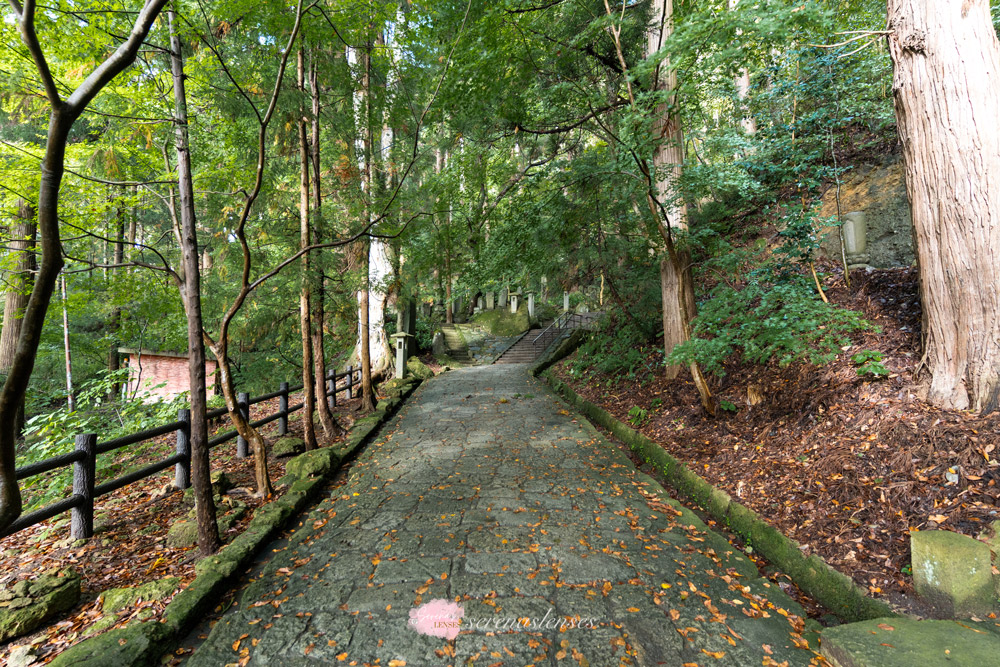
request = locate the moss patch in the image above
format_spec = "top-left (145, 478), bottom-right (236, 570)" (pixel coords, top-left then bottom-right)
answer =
top-left (0, 569), bottom-right (81, 643)
top-left (48, 620), bottom-right (171, 667)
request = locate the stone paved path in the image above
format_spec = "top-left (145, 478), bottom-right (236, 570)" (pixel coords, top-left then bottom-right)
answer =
top-left (186, 366), bottom-right (822, 666)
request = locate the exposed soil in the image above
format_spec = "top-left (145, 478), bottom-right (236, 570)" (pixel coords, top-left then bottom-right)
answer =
top-left (553, 265), bottom-right (1000, 615)
top-left (0, 392), bottom-right (366, 665)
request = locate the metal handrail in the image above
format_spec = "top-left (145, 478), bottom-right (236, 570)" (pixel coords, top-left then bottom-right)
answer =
top-left (532, 311), bottom-right (571, 344)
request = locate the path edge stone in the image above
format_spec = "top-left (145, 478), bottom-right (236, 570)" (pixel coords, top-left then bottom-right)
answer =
top-left (47, 377), bottom-right (424, 667)
top-left (530, 344), bottom-right (894, 624)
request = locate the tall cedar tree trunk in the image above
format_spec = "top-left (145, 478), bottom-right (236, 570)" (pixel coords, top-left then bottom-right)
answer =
top-left (358, 42), bottom-right (377, 412)
top-left (297, 48), bottom-right (317, 449)
top-left (169, 5), bottom-right (220, 553)
top-left (0, 0), bottom-right (167, 533)
top-left (0, 201), bottom-right (36, 440)
top-left (887, 0), bottom-right (1000, 412)
top-left (435, 147), bottom-right (454, 324)
top-left (647, 0), bottom-right (694, 380)
top-left (310, 57), bottom-right (341, 437)
top-left (645, 0), bottom-right (714, 414)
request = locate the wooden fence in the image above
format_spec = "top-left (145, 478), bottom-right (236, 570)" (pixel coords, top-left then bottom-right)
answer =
top-left (1, 366), bottom-right (362, 541)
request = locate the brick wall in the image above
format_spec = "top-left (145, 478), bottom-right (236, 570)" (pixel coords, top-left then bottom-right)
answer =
top-left (124, 353), bottom-right (218, 402)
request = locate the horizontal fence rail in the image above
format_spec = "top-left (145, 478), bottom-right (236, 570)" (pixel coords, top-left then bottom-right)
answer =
top-left (2, 366), bottom-right (362, 541)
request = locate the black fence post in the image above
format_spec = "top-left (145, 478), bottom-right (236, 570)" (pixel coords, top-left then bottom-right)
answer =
top-left (175, 408), bottom-right (191, 489)
top-left (328, 370), bottom-right (336, 408)
top-left (71, 433), bottom-right (96, 540)
top-left (346, 365), bottom-right (353, 400)
top-left (236, 392), bottom-right (250, 457)
top-left (278, 382), bottom-right (289, 436)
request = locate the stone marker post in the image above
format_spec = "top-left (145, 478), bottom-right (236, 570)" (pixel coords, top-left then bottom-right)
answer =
top-left (391, 333), bottom-right (412, 379)
top-left (843, 211), bottom-right (870, 268)
top-left (486, 292), bottom-right (494, 310)
top-left (510, 292), bottom-right (520, 314)
top-left (563, 290), bottom-right (570, 311)
top-left (499, 287), bottom-right (508, 309)
top-left (527, 293), bottom-right (535, 318)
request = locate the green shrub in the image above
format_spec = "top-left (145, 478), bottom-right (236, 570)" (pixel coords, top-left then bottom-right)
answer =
top-left (669, 273), bottom-right (874, 375)
top-left (851, 349), bottom-right (889, 377)
top-left (570, 318), bottom-right (659, 379)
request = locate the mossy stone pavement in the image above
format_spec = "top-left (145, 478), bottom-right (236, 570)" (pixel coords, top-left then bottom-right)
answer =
top-left (185, 365), bottom-right (822, 665)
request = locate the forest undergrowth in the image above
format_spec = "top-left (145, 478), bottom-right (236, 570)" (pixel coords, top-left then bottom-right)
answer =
top-left (555, 264), bottom-right (1000, 615)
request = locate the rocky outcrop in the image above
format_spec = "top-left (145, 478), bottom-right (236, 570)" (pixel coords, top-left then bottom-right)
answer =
top-left (0, 568), bottom-right (81, 642)
top-left (818, 156), bottom-right (915, 268)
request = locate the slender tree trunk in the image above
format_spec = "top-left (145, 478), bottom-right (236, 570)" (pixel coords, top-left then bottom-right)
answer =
top-left (309, 58), bottom-right (341, 438)
top-left (212, 341), bottom-right (273, 497)
top-left (107, 202), bottom-right (125, 401)
top-left (358, 42), bottom-right (377, 412)
top-left (444, 256), bottom-right (453, 324)
top-left (0, 200), bottom-right (36, 439)
top-left (0, 0), bottom-right (168, 533)
top-left (60, 275), bottom-right (74, 410)
top-left (169, 5), bottom-right (221, 553)
top-left (358, 243), bottom-right (376, 412)
top-left (297, 48), bottom-right (317, 450)
top-left (887, 0), bottom-right (1000, 412)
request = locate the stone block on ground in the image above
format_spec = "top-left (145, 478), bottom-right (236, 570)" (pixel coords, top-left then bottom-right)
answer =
top-left (272, 436), bottom-right (306, 458)
top-left (172, 498), bottom-right (249, 547)
top-left (92, 576), bottom-right (181, 633)
top-left (100, 576), bottom-right (181, 614)
top-left (911, 529), bottom-right (995, 617)
top-left (406, 357), bottom-right (434, 380)
top-left (431, 331), bottom-right (446, 355)
top-left (821, 617), bottom-right (1000, 667)
top-left (0, 568), bottom-right (81, 642)
top-left (210, 470), bottom-right (233, 495)
top-left (47, 619), bottom-right (170, 666)
top-left (284, 447), bottom-right (340, 481)
top-left (166, 520), bottom-right (199, 548)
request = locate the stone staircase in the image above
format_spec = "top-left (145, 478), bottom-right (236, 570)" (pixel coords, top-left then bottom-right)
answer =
top-left (493, 327), bottom-right (564, 365)
top-left (492, 311), bottom-right (604, 365)
top-left (440, 324), bottom-right (473, 362)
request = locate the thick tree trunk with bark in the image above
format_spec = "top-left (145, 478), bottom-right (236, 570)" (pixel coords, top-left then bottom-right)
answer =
top-left (0, 200), bottom-right (36, 439)
top-left (887, 0), bottom-right (1000, 412)
top-left (170, 5), bottom-right (220, 554)
top-left (647, 0), bottom-right (697, 380)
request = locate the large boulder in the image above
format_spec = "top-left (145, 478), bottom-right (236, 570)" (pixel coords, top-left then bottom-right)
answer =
top-left (431, 331), bottom-right (446, 356)
top-left (166, 520), bottom-right (199, 549)
top-left (472, 305), bottom-right (532, 337)
top-left (0, 568), bottom-right (81, 642)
